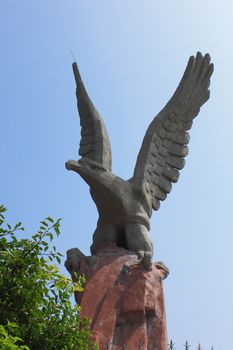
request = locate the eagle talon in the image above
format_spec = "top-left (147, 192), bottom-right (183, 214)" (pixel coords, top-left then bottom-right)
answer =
top-left (136, 250), bottom-right (144, 262)
top-left (136, 250), bottom-right (152, 271)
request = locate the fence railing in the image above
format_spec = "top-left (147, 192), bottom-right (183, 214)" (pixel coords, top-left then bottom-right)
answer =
top-left (168, 340), bottom-right (214, 350)
top-left (102, 340), bottom-right (215, 349)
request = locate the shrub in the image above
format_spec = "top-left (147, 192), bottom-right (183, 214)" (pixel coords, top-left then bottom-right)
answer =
top-left (0, 205), bottom-right (94, 350)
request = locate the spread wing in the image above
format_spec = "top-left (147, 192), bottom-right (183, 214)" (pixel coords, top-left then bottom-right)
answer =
top-left (131, 52), bottom-right (213, 214)
top-left (72, 62), bottom-right (112, 171)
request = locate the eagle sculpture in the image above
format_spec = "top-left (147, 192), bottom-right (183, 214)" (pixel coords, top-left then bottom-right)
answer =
top-left (66, 52), bottom-right (213, 270)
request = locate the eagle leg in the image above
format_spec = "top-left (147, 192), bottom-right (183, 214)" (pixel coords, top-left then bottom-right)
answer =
top-left (125, 223), bottom-right (154, 271)
top-left (90, 220), bottom-right (118, 254)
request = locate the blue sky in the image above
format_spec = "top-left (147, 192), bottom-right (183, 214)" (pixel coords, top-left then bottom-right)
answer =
top-left (1, 1), bottom-right (232, 349)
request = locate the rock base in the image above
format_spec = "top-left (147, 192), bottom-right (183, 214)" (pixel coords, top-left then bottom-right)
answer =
top-left (65, 244), bottom-right (169, 350)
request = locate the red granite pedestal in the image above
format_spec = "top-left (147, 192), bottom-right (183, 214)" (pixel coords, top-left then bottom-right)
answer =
top-left (66, 244), bottom-right (169, 350)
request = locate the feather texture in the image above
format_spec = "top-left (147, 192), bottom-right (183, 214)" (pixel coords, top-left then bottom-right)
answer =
top-left (72, 63), bottom-right (112, 171)
top-left (131, 52), bottom-right (213, 214)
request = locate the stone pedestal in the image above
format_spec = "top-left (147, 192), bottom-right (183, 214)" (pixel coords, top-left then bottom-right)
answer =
top-left (65, 244), bottom-right (169, 350)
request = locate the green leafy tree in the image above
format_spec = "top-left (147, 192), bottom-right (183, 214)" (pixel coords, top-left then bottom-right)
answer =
top-left (0, 322), bottom-right (29, 349)
top-left (0, 205), bottom-right (95, 350)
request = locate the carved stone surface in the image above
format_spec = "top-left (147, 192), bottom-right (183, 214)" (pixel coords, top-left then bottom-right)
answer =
top-left (65, 245), bottom-right (169, 350)
top-left (65, 53), bottom-right (213, 348)
top-left (66, 52), bottom-right (213, 269)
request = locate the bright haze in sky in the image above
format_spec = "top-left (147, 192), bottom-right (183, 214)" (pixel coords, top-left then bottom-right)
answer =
top-left (1, 1), bottom-right (232, 349)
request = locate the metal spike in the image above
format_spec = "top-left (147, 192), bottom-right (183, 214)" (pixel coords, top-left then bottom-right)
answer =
top-left (168, 340), bottom-right (175, 350)
top-left (70, 49), bottom-right (76, 62)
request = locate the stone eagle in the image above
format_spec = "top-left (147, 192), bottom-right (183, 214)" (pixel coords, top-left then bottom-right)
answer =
top-left (66, 52), bottom-right (213, 269)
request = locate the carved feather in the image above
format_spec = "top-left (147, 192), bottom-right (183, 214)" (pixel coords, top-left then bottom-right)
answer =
top-left (131, 52), bottom-right (213, 215)
top-left (72, 63), bottom-right (112, 171)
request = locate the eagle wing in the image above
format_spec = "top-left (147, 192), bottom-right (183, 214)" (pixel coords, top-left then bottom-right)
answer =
top-left (131, 52), bottom-right (213, 214)
top-left (72, 62), bottom-right (112, 171)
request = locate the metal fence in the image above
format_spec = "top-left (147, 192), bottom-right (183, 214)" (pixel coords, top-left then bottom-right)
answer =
top-left (102, 340), bottom-right (215, 349)
top-left (168, 340), bottom-right (214, 350)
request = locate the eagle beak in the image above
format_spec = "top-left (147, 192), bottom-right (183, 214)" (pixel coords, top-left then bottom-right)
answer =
top-left (65, 160), bottom-right (82, 172)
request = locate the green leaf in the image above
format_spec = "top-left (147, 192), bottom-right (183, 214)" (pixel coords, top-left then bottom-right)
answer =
top-left (54, 226), bottom-right (60, 236)
top-left (74, 284), bottom-right (84, 292)
top-left (14, 222), bottom-right (22, 229)
top-left (0, 205), bottom-right (7, 213)
top-left (56, 256), bottom-right (61, 264)
top-left (47, 232), bottom-right (53, 241)
top-left (40, 221), bottom-right (48, 227)
top-left (46, 216), bottom-right (54, 223)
